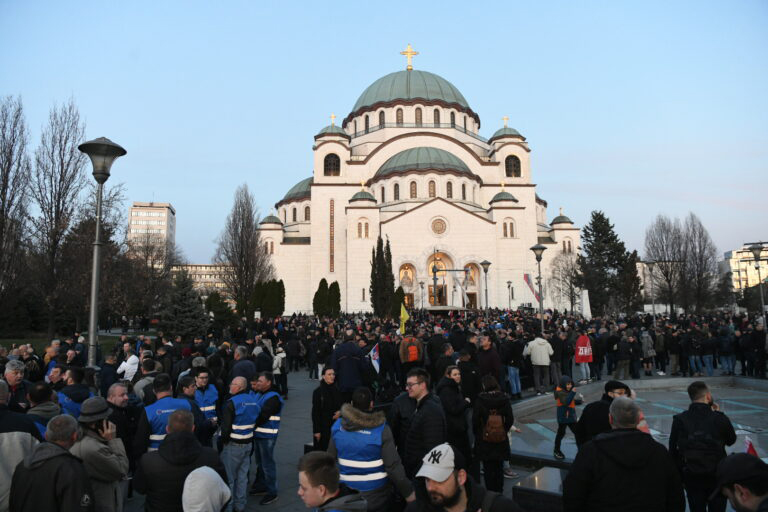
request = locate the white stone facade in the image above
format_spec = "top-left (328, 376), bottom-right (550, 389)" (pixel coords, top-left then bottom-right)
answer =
top-left (259, 66), bottom-right (580, 314)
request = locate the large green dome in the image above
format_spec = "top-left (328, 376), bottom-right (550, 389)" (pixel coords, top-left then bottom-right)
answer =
top-left (374, 147), bottom-right (472, 179)
top-left (279, 176), bottom-right (313, 205)
top-left (352, 70), bottom-right (470, 113)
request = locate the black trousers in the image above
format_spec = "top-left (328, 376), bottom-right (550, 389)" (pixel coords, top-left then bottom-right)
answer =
top-left (555, 423), bottom-right (577, 452)
top-left (684, 475), bottom-right (726, 512)
top-left (482, 460), bottom-right (504, 493)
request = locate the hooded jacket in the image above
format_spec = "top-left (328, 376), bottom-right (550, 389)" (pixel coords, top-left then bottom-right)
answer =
top-left (404, 393), bottom-right (447, 478)
top-left (181, 466), bottom-right (231, 512)
top-left (9, 442), bottom-right (94, 512)
top-left (0, 405), bottom-right (41, 512)
top-left (435, 377), bottom-right (469, 439)
top-left (523, 337), bottom-right (553, 366)
top-left (133, 431), bottom-right (227, 512)
top-left (563, 429), bottom-right (685, 512)
top-left (58, 383), bottom-right (93, 417)
top-left (472, 390), bottom-right (514, 461)
top-left (555, 376), bottom-right (577, 424)
top-left (69, 428), bottom-right (129, 512)
top-left (328, 404), bottom-right (413, 507)
top-left (317, 484), bottom-right (368, 512)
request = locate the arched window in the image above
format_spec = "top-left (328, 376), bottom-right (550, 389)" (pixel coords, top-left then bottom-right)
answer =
top-left (364, 115), bottom-right (369, 134)
top-left (446, 182), bottom-right (453, 199)
top-left (428, 180), bottom-right (436, 198)
top-left (324, 153), bottom-right (340, 176)
top-left (396, 109), bottom-right (403, 126)
top-left (264, 242), bottom-right (269, 254)
top-left (365, 223), bottom-right (369, 238)
top-left (270, 242), bottom-right (274, 254)
top-left (358, 223), bottom-right (362, 238)
top-left (394, 183), bottom-right (400, 201)
top-left (354, 120), bottom-right (357, 133)
top-left (505, 155), bottom-right (521, 178)
top-left (304, 206), bottom-right (310, 221)
top-left (450, 112), bottom-right (456, 127)
top-left (433, 109), bottom-right (440, 125)
top-left (461, 183), bottom-right (467, 200)
top-left (509, 221), bottom-right (515, 238)
top-left (292, 208), bottom-right (297, 222)
top-left (379, 111), bottom-right (385, 126)
top-left (410, 181), bottom-right (417, 198)
top-left (504, 219), bottom-right (515, 238)
top-left (381, 187), bottom-right (385, 203)
top-left (503, 224), bottom-right (508, 238)
top-left (463, 116), bottom-right (467, 132)
top-left (282, 209), bottom-right (286, 223)
top-left (415, 108), bottom-right (422, 126)
top-left (568, 240), bottom-right (572, 253)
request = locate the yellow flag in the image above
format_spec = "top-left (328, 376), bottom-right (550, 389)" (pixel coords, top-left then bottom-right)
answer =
top-left (400, 303), bottom-right (410, 334)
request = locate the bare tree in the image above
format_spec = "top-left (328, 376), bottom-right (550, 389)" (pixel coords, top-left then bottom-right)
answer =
top-left (215, 184), bottom-right (273, 320)
top-left (644, 215), bottom-right (684, 313)
top-left (0, 96), bottom-right (31, 305)
top-left (29, 99), bottom-right (87, 337)
top-left (126, 230), bottom-right (186, 319)
top-left (549, 252), bottom-right (581, 312)
top-left (680, 213), bottom-right (719, 312)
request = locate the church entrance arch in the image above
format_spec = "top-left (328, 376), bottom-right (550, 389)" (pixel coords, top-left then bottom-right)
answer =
top-left (427, 252), bottom-right (453, 306)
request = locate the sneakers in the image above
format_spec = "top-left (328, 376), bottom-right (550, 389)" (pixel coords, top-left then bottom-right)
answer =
top-left (554, 450), bottom-right (565, 460)
top-left (536, 392), bottom-right (542, 396)
top-left (260, 495), bottom-right (278, 506)
top-left (249, 488), bottom-right (267, 496)
top-left (657, 371), bottom-right (665, 376)
top-left (503, 468), bottom-right (519, 479)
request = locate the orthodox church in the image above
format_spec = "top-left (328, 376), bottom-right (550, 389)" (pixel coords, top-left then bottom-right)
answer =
top-left (258, 46), bottom-right (580, 314)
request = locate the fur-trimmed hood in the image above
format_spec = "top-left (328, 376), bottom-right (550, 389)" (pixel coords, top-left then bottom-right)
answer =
top-left (340, 403), bottom-right (385, 431)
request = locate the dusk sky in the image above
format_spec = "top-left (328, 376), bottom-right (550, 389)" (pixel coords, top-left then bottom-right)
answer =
top-left (3, 1), bottom-right (766, 263)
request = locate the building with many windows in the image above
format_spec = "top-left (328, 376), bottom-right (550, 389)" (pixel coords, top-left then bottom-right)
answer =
top-left (258, 47), bottom-right (580, 314)
top-left (721, 245), bottom-right (768, 293)
top-left (127, 202), bottom-right (176, 250)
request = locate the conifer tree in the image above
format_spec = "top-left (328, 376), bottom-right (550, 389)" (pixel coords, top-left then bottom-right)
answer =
top-left (276, 280), bottom-right (285, 317)
top-left (160, 270), bottom-right (208, 341)
top-left (369, 247), bottom-right (379, 314)
top-left (327, 281), bottom-right (341, 317)
top-left (313, 279), bottom-right (329, 316)
top-left (616, 250), bottom-right (644, 314)
top-left (577, 211), bottom-right (627, 315)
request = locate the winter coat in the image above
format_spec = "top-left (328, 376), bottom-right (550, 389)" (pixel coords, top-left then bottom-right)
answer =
top-left (476, 345), bottom-right (502, 380)
top-left (116, 355), bottom-right (139, 381)
top-left (640, 332), bottom-right (656, 359)
top-left (574, 335), bottom-right (593, 364)
top-left (388, 392), bottom-right (416, 460)
top-left (435, 377), bottom-right (469, 439)
top-left (312, 380), bottom-right (344, 449)
top-left (404, 393), bottom-right (446, 478)
top-left (406, 474), bottom-right (523, 512)
top-left (329, 342), bottom-right (366, 393)
top-left (668, 403), bottom-right (737, 474)
top-left (574, 394), bottom-right (613, 446)
top-left (70, 429), bottom-right (129, 512)
top-left (317, 484), bottom-right (368, 512)
top-left (229, 358), bottom-right (257, 384)
top-left (0, 405), bottom-right (41, 512)
top-left (472, 390), bottom-right (513, 461)
top-left (133, 431), bottom-right (227, 512)
top-left (99, 363), bottom-right (118, 398)
top-left (555, 376), bottom-right (577, 424)
top-left (563, 429), bottom-right (685, 512)
top-left (523, 337), bottom-right (554, 366)
top-left (327, 404), bottom-right (413, 508)
top-left (26, 401), bottom-right (60, 435)
top-left (457, 360), bottom-right (481, 403)
top-left (9, 442), bottom-right (94, 512)
top-left (272, 351), bottom-right (286, 375)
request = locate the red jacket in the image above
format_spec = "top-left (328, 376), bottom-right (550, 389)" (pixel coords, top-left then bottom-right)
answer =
top-left (574, 335), bottom-right (593, 363)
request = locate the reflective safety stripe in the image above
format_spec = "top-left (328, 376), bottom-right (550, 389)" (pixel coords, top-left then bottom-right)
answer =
top-left (269, 416), bottom-right (280, 421)
top-left (255, 427), bottom-right (278, 434)
top-left (340, 472), bottom-right (388, 482)
top-left (149, 434), bottom-right (166, 441)
top-left (210, 416), bottom-right (218, 422)
top-left (338, 458), bottom-right (385, 469)
top-left (230, 432), bottom-right (254, 439)
top-left (233, 424), bottom-right (255, 429)
top-left (148, 447), bottom-right (158, 452)
top-left (200, 405), bottom-right (216, 411)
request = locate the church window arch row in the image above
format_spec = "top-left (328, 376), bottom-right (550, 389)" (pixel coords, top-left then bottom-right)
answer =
top-left (304, 205), bottom-right (310, 221)
top-left (394, 183), bottom-right (400, 201)
top-left (503, 218), bottom-right (516, 238)
top-left (446, 181), bottom-right (453, 199)
top-left (505, 155), bottom-right (522, 178)
top-left (415, 108), bottom-right (423, 126)
top-left (292, 207), bottom-right (297, 223)
top-left (562, 237), bottom-right (573, 253)
top-left (461, 183), bottom-right (467, 201)
top-left (357, 218), bottom-right (370, 239)
top-left (433, 109), bottom-right (440, 125)
top-left (450, 112), bottom-right (456, 128)
top-left (410, 181), bottom-right (417, 199)
top-left (364, 115), bottom-right (370, 134)
top-left (379, 111), bottom-right (385, 126)
top-left (428, 180), bottom-right (436, 198)
top-left (396, 109), bottom-right (403, 126)
top-left (264, 239), bottom-right (274, 255)
top-left (324, 153), bottom-right (340, 176)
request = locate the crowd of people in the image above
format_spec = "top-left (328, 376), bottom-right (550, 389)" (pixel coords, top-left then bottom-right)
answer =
top-left (0, 307), bottom-right (766, 512)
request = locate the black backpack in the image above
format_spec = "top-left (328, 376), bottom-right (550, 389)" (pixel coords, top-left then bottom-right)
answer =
top-left (676, 412), bottom-right (724, 475)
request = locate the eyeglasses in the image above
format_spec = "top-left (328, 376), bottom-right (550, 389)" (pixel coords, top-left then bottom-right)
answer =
top-left (405, 381), bottom-right (424, 389)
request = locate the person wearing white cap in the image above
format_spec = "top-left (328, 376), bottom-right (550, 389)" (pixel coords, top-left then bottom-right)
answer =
top-left (407, 443), bottom-right (522, 512)
top-left (182, 466), bottom-right (231, 512)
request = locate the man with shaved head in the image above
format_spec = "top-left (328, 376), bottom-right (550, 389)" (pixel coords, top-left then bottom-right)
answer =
top-left (221, 376), bottom-right (262, 511)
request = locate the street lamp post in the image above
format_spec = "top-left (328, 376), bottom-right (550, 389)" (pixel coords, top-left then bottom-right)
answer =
top-left (432, 260), bottom-right (439, 307)
top-left (78, 137), bottom-right (126, 368)
top-left (480, 260), bottom-right (491, 311)
top-left (646, 260), bottom-right (657, 328)
top-left (419, 281), bottom-right (425, 309)
top-left (507, 280), bottom-right (512, 310)
top-left (749, 244), bottom-right (766, 328)
top-left (530, 244), bottom-right (547, 334)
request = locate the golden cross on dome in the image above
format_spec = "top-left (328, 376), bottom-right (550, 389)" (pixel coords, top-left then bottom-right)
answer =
top-left (400, 43), bottom-right (419, 70)
top-left (330, 113), bottom-right (336, 126)
top-left (501, 182), bottom-right (506, 190)
top-left (560, 207), bottom-right (564, 215)
top-left (360, 180), bottom-right (365, 190)
top-left (502, 116), bottom-right (509, 127)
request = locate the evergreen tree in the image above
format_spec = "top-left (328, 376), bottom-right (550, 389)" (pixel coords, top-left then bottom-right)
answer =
top-left (313, 279), bottom-right (329, 316)
top-left (369, 247), bottom-right (378, 315)
top-left (205, 291), bottom-right (237, 335)
top-left (577, 211), bottom-right (627, 315)
top-left (616, 250), bottom-right (644, 314)
top-left (391, 286), bottom-right (405, 318)
top-left (383, 238), bottom-right (395, 317)
top-left (160, 270), bottom-right (208, 341)
top-left (328, 281), bottom-right (341, 317)
top-left (276, 280), bottom-right (285, 317)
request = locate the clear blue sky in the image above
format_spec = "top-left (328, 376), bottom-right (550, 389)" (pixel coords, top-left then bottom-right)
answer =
top-left (3, 0), bottom-right (766, 263)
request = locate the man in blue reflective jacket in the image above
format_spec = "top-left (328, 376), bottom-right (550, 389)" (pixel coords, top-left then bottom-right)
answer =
top-left (133, 373), bottom-right (191, 458)
top-left (221, 376), bottom-right (261, 512)
top-left (248, 372), bottom-right (283, 505)
top-left (57, 367), bottom-right (93, 418)
top-left (328, 387), bottom-right (414, 512)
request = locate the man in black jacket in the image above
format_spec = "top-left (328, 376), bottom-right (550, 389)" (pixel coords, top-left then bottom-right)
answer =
top-left (403, 368), bottom-right (446, 479)
top-left (9, 414), bottom-right (94, 512)
top-left (563, 397), bottom-right (685, 512)
top-left (669, 381), bottom-right (737, 512)
top-left (574, 380), bottom-right (629, 447)
top-left (311, 367), bottom-right (343, 450)
top-left (134, 409), bottom-right (227, 512)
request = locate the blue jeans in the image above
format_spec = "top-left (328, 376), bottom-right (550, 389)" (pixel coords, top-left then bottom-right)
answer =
top-left (252, 437), bottom-right (278, 495)
top-left (506, 366), bottom-right (521, 395)
top-left (222, 442), bottom-right (252, 511)
top-left (702, 355), bottom-right (714, 377)
top-left (689, 355), bottom-right (703, 375)
top-left (719, 354), bottom-right (735, 374)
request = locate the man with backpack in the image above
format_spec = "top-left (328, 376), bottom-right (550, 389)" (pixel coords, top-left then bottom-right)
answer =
top-left (669, 381), bottom-right (736, 512)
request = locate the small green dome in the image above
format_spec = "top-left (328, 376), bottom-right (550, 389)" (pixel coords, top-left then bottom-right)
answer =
top-left (350, 190), bottom-right (376, 202)
top-left (352, 70), bottom-right (470, 113)
top-left (375, 147), bottom-right (472, 179)
top-left (281, 177), bottom-right (313, 203)
top-left (489, 126), bottom-right (523, 142)
top-left (489, 191), bottom-right (518, 204)
top-left (315, 125), bottom-right (348, 138)
top-left (260, 215), bottom-right (282, 225)
top-left (551, 215), bottom-right (573, 225)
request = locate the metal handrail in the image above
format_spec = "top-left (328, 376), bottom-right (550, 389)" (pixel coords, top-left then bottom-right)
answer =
top-left (349, 123), bottom-right (488, 143)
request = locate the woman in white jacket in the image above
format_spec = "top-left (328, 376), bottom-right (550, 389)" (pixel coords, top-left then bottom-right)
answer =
top-left (523, 336), bottom-right (554, 395)
top-left (272, 346), bottom-right (288, 398)
top-left (116, 351), bottom-right (139, 381)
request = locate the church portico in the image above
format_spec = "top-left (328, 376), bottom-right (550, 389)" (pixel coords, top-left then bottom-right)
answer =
top-left (259, 46), bottom-right (581, 314)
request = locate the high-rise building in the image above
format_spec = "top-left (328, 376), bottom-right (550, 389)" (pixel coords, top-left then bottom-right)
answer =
top-left (127, 201), bottom-right (176, 249)
top-left (721, 244), bottom-right (768, 292)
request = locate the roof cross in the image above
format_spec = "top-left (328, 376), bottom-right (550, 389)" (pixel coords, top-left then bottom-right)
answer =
top-left (502, 116), bottom-right (509, 127)
top-left (400, 43), bottom-right (419, 71)
top-left (330, 113), bottom-right (336, 126)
